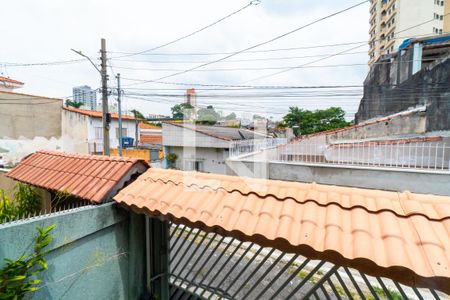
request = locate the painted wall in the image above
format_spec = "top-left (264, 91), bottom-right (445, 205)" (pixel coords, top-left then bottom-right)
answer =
top-left (167, 146), bottom-right (232, 175)
top-left (0, 203), bottom-right (146, 299)
top-left (61, 109), bottom-right (89, 154)
top-left (62, 110), bottom-right (138, 154)
top-left (0, 91), bottom-right (62, 139)
top-left (227, 159), bottom-right (450, 196)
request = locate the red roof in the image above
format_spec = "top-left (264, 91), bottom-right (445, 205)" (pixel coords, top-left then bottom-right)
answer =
top-left (140, 135), bottom-right (162, 144)
top-left (139, 123), bottom-right (162, 130)
top-left (63, 106), bottom-right (137, 120)
top-left (7, 151), bottom-right (149, 203)
top-left (0, 76), bottom-right (24, 86)
top-left (114, 168), bottom-right (450, 293)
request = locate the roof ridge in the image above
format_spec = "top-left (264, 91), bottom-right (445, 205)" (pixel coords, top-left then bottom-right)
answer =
top-left (36, 150), bottom-right (145, 164)
top-left (141, 176), bottom-right (448, 222)
top-left (114, 198), bottom-right (450, 294)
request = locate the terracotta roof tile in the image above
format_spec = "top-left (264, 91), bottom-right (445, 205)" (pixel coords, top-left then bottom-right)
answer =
top-left (114, 168), bottom-right (450, 293)
top-left (140, 135), bottom-right (162, 144)
top-left (139, 123), bottom-right (162, 130)
top-left (7, 151), bottom-right (149, 203)
top-left (63, 106), bottom-right (137, 120)
top-left (0, 76), bottom-right (24, 85)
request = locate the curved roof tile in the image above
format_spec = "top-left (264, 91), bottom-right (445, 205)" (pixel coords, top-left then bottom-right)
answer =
top-left (114, 168), bottom-right (450, 293)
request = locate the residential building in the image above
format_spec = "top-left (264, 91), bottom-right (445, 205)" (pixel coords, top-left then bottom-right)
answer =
top-left (62, 106), bottom-right (138, 154)
top-left (139, 123), bottom-right (162, 147)
top-left (0, 77), bottom-right (63, 166)
top-left (358, 35), bottom-right (450, 127)
top-left (162, 122), bottom-right (267, 174)
top-left (72, 85), bottom-right (97, 110)
top-left (0, 76), bottom-right (24, 91)
top-left (368, 0), bottom-right (450, 64)
top-left (185, 88), bottom-right (197, 107)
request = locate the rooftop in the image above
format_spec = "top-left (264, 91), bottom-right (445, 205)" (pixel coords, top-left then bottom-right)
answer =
top-left (63, 106), bottom-right (138, 121)
top-left (165, 122), bottom-right (268, 141)
top-left (114, 168), bottom-right (450, 293)
top-left (0, 76), bottom-right (24, 86)
top-left (7, 150), bottom-right (149, 203)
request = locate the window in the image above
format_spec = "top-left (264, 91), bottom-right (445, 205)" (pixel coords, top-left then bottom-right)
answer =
top-left (115, 127), bottom-right (128, 139)
top-left (184, 160), bottom-right (204, 172)
top-left (439, 29), bottom-right (443, 34)
top-left (94, 127), bottom-right (103, 139)
top-left (440, 15), bottom-right (443, 21)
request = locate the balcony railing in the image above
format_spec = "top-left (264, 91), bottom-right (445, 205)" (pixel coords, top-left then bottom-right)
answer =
top-left (229, 138), bottom-right (287, 158)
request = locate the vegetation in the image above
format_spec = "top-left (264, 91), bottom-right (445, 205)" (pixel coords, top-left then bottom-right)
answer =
top-left (65, 100), bottom-right (83, 108)
top-left (166, 153), bottom-right (178, 164)
top-left (281, 106), bottom-right (350, 136)
top-left (196, 105), bottom-right (220, 125)
top-left (130, 109), bottom-right (145, 120)
top-left (0, 183), bottom-right (41, 222)
top-left (224, 112), bottom-right (237, 120)
top-left (0, 224), bottom-right (55, 299)
top-left (171, 103), bottom-right (194, 119)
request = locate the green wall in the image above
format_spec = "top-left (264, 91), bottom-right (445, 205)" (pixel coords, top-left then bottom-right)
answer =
top-left (0, 203), bottom-right (146, 299)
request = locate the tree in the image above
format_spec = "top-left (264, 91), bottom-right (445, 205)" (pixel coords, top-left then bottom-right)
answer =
top-left (171, 103), bottom-right (194, 119)
top-left (65, 99), bottom-right (83, 108)
top-left (131, 109), bottom-right (145, 119)
top-left (282, 107), bottom-right (349, 136)
top-left (196, 105), bottom-right (220, 125)
top-left (224, 112), bottom-right (237, 120)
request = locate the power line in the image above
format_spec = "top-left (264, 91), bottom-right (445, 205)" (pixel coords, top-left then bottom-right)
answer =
top-left (244, 13), bottom-right (450, 82)
top-left (127, 0), bottom-right (369, 85)
top-left (113, 0), bottom-right (260, 59)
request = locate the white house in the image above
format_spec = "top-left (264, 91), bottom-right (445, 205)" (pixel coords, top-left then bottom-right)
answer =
top-left (162, 122), bottom-right (268, 175)
top-left (62, 107), bottom-right (138, 154)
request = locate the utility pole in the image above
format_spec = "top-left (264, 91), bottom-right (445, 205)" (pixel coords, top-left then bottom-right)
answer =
top-left (116, 73), bottom-right (123, 157)
top-left (100, 38), bottom-right (110, 156)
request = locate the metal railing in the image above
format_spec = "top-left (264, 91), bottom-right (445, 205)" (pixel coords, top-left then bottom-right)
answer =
top-left (275, 140), bottom-right (450, 171)
top-left (229, 138), bottom-right (287, 158)
top-left (168, 224), bottom-right (447, 299)
top-left (231, 138), bottom-right (450, 172)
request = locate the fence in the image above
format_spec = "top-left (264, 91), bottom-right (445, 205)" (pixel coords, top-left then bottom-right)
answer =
top-left (229, 138), bottom-right (286, 158)
top-left (230, 139), bottom-right (450, 172)
top-left (168, 223), bottom-right (446, 300)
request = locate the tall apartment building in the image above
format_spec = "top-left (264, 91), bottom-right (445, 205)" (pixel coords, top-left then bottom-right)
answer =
top-left (369, 0), bottom-right (449, 65)
top-left (72, 85), bottom-right (97, 110)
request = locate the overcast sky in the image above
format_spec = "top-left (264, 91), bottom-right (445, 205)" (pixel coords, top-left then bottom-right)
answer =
top-left (0, 0), bottom-right (370, 120)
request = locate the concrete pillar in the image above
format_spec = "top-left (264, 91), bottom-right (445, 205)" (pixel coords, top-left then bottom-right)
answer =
top-left (411, 42), bottom-right (423, 75)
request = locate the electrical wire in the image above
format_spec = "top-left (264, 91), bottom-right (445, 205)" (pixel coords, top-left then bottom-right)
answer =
top-left (126, 0), bottom-right (369, 85)
top-left (113, 0), bottom-right (260, 59)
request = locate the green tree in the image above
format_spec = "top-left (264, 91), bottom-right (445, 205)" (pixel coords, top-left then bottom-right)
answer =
top-left (224, 112), bottom-right (237, 120)
top-left (65, 100), bottom-right (83, 108)
top-left (196, 105), bottom-right (220, 125)
top-left (282, 107), bottom-right (349, 136)
top-left (131, 109), bottom-right (145, 119)
top-left (171, 103), bottom-right (194, 119)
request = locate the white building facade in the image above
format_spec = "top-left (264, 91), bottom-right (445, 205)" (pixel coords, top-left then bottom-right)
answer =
top-left (368, 0), bottom-right (449, 64)
top-left (62, 107), bottom-right (138, 154)
top-left (72, 85), bottom-right (97, 111)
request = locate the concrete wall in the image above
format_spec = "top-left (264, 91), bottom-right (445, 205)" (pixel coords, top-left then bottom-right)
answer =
top-left (356, 56), bottom-right (450, 129)
top-left (62, 110), bottom-right (138, 154)
top-left (0, 91), bottom-right (62, 139)
top-left (167, 146), bottom-right (232, 175)
top-left (227, 159), bottom-right (450, 196)
top-left (61, 109), bottom-right (89, 153)
top-left (0, 203), bottom-right (146, 299)
top-left (397, 0), bottom-right (444, 39)
top-left (0, 170), bottom-right (17, 199)
top-left (329, 110), bottom-right (426, 141)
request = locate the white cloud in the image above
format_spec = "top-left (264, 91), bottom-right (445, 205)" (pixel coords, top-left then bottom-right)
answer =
top-left (0, 0), bottom-right (370, 120)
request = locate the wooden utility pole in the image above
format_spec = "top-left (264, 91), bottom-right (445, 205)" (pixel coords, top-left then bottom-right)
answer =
top-left (117, 73), bottom-right (123, 157)
top-left (100, 38), bottom-right (110, 155)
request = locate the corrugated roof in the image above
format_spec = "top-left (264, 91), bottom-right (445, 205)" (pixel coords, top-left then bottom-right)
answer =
top-left (63, 106), bottom-right (137, 120)
top-left (114, 168), bottom-right (450, 293)
top-left (7, 151), bottom-right (149, 203)
top-left (165, 122), bottom-right (268, 141)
